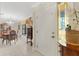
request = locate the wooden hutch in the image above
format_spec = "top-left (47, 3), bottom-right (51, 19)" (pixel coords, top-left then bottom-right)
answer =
top-left (59, 30), bottom-right (79, 56)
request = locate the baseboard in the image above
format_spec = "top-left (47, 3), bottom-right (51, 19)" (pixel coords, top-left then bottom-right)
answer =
top-left (32, 47), bottom-right (45, 56)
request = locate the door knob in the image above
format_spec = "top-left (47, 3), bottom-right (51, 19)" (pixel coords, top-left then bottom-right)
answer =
top-left (51, 36), bottom-right (55, 38)
top-left (51, 32), bottom-right (55, 38)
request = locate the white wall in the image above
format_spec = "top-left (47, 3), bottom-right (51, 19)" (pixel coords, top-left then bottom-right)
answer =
top-left (67, 2), bottom-right (79, 31)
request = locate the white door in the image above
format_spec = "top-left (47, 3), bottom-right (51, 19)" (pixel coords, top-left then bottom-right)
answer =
top-left (33, 3), bottom-right (58, 56)
top-left (32, 7), bottom-right (40, 48)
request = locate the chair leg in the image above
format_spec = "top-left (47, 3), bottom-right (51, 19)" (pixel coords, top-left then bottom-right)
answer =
top-left (30, 41), bottom-right (33, 46)
top-left (27, 38), bottom-right (28, 43)
top-left (10, 41), bottom-right (11, 45)
top-left (6, 40), bottom-right (8, 45)
top-left (8, 40), bottom-right (11, 45)
top-left (14, 40), bottom-right (16, 44)
top-left (2, 39), bottom-right (4, 45)
top-left (6, 40), bottom-right (9, 45)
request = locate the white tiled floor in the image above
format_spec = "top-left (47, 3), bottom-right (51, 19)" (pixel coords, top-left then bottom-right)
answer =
top-left (0, 35), bottom-right (42, 56)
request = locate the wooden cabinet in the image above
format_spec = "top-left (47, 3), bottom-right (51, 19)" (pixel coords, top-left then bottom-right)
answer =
top-left (66, 30), bottom-right (79, 44)
top-left (60, 43), bottom-right (79, 56)
top-left (59, 30), bottom-right (79, 56)
top-left (27, 27), bottom-right (33, 39)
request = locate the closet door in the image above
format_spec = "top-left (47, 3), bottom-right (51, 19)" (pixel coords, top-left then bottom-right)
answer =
top-left (33, 3), bottom-right (58, 56)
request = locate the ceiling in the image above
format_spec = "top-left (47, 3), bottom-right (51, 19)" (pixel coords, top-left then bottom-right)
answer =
top-left (0, 2), bottom-right (38, 21)
top-left (0, 2), bottom-right (79, 21)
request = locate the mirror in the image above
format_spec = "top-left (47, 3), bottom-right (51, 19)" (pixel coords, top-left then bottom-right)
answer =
top-left (58, 3), bottom-right (67, 46)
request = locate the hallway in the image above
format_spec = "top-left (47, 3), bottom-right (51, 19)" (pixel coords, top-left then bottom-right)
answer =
top-left (0, 35), bottom-right (42, 56)
top-left (0, 2), bottom-right (59, 56)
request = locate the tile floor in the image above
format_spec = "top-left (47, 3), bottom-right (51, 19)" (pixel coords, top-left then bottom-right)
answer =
top-left (0, 35), bottom-right (42, 56)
